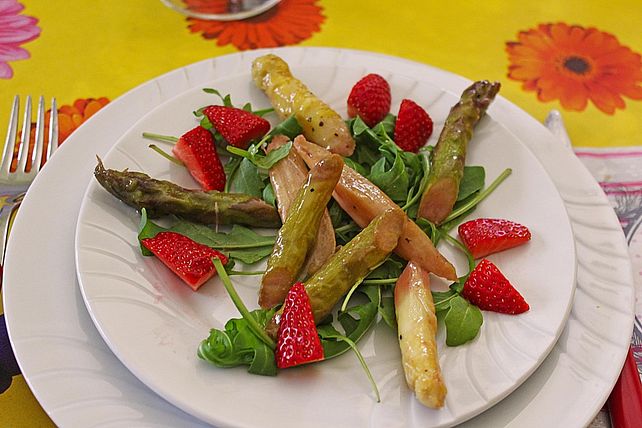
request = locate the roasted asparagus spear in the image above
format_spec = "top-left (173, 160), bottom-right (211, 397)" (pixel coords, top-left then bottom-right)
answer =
top-left (293, 137), bottom-right (457, 280)
top-left (94, 159), bottom-right (281, 228)
top-left (395, 261), bottom-right (447, 408)
top-left (266, 208), bottom-right (405, 337)
top-left (418, 80), bottom-right (500, 224)
top-left (251, 54), bottom-right (355, 157)
top-left (266, 135), bottom-right (336, 277)
top-left (259, 154), bottom-right (344, 309)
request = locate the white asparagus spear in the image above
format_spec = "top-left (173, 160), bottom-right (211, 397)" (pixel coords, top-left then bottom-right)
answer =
top-left (252, 54), bottom-right (355, 156)
top-left (395, 261), bottom-right (447, 408)
top-left (293, 136), bottom-right (457, 280)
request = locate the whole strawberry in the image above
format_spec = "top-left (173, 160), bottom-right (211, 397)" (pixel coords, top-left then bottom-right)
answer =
top-left (203, 105), bottom-right (270, 149)
top-left (347, 73), bottom-right (391, 127)
top-left (394, 99), bottom-right (433, 153)
top-left (172, 126), bottom-right (226, 191)
top-left (275, 282), bottom-right (324, 369)
top-left (141, 231), bottom-right (228, 291)
top-left (463, 259), bottom-right (529, 314)
top-left (458, 218), bottom-right (531, 259)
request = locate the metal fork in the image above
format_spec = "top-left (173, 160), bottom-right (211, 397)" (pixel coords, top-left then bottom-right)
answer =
top-left (0, 95), bottom-right (58, 268)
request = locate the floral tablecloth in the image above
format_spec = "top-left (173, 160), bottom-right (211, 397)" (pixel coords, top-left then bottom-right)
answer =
top-left (0, 0), bottom-right (640, 426)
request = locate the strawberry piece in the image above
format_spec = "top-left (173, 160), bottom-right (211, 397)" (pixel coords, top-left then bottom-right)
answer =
top-left (172, 126), bottom-right (226, 191)
top-left (393, 99), bottom-right (433, 153)
top-left (141, 231), bottom-right (228, 291)
top-left (347, 73), bottom-right (391, 127)
top-left (202, 105), bottom-right (270, 149)
top-left (458, 218), bottom-right (531, 259)
top-left (275, 282), bottom-right (324, 369)
top-left (462, 259), bottom-right (529, 314)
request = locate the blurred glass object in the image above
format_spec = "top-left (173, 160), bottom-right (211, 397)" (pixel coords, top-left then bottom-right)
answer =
top-left (160, 0), bottom-right (281, 21)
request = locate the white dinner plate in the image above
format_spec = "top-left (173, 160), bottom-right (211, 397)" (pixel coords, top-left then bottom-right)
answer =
top-left (3, 48), bottom-right (634, 428)
top-left (73, 50), bottom-right (575, 427)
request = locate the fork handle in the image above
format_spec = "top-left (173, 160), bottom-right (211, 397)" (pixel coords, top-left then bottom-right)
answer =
top-left (0, 190), bottom-right (25, 284)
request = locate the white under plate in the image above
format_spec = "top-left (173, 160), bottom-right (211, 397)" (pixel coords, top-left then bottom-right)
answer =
top-left (3, 48), bottom-right (634, 428)
top-left (73, 50), bottom-right (574, 427)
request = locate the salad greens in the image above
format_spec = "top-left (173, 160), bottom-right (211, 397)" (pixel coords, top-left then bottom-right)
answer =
top-left (137, 87), bottom-right (514, 381)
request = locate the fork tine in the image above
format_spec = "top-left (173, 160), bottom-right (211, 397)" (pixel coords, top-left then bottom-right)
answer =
top-left (46, 97), bottom-right (58, 161)
top-left (31, 96), bottom-right (46, 172)
top-left (1, 95), bottom-right (20, 174)
top-left (16, 95), bottom-right (32, 173)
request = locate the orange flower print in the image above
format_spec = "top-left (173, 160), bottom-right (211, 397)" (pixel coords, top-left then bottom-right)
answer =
top-left (506, 23), bottom-right (642, 114)
top-left (12, 97), bottom-right (109, 172)
top-left (186, 0), bottom-right (325, 50)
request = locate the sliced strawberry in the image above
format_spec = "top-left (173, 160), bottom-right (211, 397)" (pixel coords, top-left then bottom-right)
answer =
top-left (458, 218), bottom-right (531, 259)
top-left (462, 259), bottom-right (529, 314)
top-left (393, 99), bottom-right (433, 153)
top-left (172, 126), bottom-right (226, 191)
top-left (275, 282), bottom-right (324, 369)
top-left (141, 231), bottom-right (228, 291)
top-left (202, 105), bottom-right (270, 149)
top-left (347, 73), bottom-right (391, 127)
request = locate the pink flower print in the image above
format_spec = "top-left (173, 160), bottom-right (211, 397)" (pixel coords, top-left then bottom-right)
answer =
top-left (0, 0), bottom-right (41, 79)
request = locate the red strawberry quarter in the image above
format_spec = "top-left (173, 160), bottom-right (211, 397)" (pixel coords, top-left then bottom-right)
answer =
top-left (172, 126), bottom-right (226, 191)
top-left (276, 282), bottom-right (324, 369)
top-left (463, 259), bottom-right (529, 314)
top-left (202, 105), bottom-right (270, 149)
top-left (458, 218), bottom-right (531, 259)
top-left (347, 73), bottom-right (391, 127)
top-left (394, 99), bottom-right (433, 153)
top-left (141, 231), bottom-right (228, 291)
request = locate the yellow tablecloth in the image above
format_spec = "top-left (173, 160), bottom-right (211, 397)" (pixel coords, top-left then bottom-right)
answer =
top-left (1, 0), bottom-right (640, 426)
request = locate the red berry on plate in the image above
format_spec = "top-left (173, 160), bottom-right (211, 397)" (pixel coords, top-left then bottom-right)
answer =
top-left (462, 259), bottom-right (529, 314)
top-left (458, 218), bottom-right (531, 259)
top-left (203, 105), bottom-right (270, 149)
top-left (172, 126), bottom-right (226, 191)
top-left (275, 282), bottom-right (324, 369)
top-left (393, 99), bottom-right (433, 152)
top-left (347, 73), bottom-right (391, 127)
top-left (141, 231), bottom-right (228, 291)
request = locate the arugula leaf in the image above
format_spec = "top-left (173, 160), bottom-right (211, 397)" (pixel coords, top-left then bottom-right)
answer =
top-left (343, 157), bottom-right (368, 176)
top-left (170, 222), bottom-right (275, 265)
top-left (202, 88), bottom-right (234, 107)
top-left (378, 113), bottom-right (396, 135)
top-left (366, 255), bottom-right (405, 279)
top-left (198, 308), bottom-right (277, 376)
top-left (458, 166), bottom-right (485, 201)
top-left (318, 285), bottom-right (380, 359)
top-left (231, 158), bottom-right (264, 198)
top-left (227, 141), bottom-right (292, 170)
top-left (137, 213), bottom-right (275, 265)
top-left (432, 289), bottom-right (458, 313)
top-left (379, 296), bottom-right (397, 329)
top-left (262, 182), bottom-right (276, 207)
top-left (223, 156), bottom-right (242, 192)
top-left (328, 200), bottom-right (351, 229)
top-left (269, 115), bottom-right (303, 139)
top-left (137, 208), bottom-right (167, 256)
top-left (444, 296), bottom-right (483, 346)
top-left (368, 152), bottom-right (410, 202)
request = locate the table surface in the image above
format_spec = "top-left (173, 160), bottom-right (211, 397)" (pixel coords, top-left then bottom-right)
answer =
top-left (1, 0), bottom-right (641, 426)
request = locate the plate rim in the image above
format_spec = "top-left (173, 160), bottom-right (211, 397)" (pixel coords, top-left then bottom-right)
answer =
top-left (3, 46), bottom-right (634, 428)
top-left (74, 48), bottom-right (576, 427)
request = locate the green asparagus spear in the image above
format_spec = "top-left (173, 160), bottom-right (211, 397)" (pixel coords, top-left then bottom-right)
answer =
top-left (266, 208), bottom-right (405, 338)
top-left (94, 159), bottom-right (281, 228)
top-left (259, 154), bottom-right (344, 309)
top-left (418, 80), bottom-right (500, 224)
